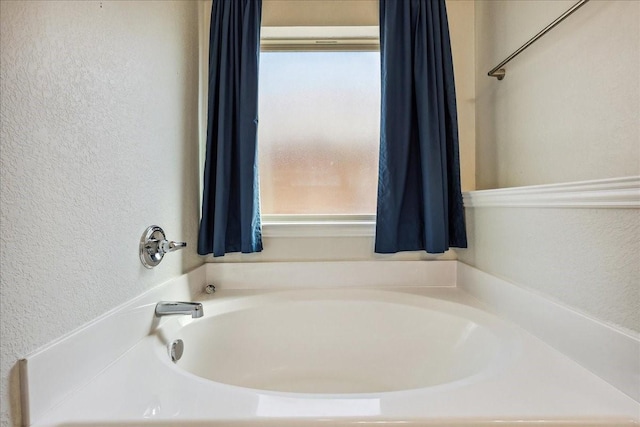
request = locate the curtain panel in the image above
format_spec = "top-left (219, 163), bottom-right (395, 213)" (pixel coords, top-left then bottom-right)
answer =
top-left (375, 0), bottom-right (467, 254)
top-left (198, 0), bottom-right (263, 257)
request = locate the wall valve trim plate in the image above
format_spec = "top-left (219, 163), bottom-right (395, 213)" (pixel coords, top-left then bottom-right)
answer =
top-left (139, 225), bottom-right (186, 268)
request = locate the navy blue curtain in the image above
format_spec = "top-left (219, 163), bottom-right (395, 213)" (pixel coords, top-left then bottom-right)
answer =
top-left (198, 0), bottom-right (263, 257)
top-left (375, 0), bottom-right (467, 254)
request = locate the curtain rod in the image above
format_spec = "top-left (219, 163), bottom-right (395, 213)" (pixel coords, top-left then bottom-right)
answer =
top-left (488, 0), bottom-right (590, 81)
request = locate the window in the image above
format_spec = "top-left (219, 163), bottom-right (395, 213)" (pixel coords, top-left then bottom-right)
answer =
top-left (258, 27), bottom-right (380, 218)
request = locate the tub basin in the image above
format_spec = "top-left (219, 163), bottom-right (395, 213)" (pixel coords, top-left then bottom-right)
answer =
top-left (164, 289), bottom-right (512, 394)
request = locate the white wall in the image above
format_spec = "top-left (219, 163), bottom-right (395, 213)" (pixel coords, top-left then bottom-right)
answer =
top-left (474, 0), bottom-right (639, 190)
top-left (447, 0), bottom-right (475, 192)
top-left (458, 0), bottom-right (640, 334)
top-left (460, 206), bottom-right (640, 334)
top-left (0, 1), bottom-right (201, 426)
top-left (262, 0), bottom-right (378, 27)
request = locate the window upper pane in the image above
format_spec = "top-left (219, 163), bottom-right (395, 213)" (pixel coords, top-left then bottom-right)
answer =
top-left (258, 51), bottom-right (380, 215)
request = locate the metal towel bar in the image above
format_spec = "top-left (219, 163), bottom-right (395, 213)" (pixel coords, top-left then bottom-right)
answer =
top-left (488, 0), bottom-right (590, 80)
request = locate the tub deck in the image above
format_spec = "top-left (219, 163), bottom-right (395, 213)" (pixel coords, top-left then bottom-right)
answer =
top-left (31, 287), bottom-right (639, 426)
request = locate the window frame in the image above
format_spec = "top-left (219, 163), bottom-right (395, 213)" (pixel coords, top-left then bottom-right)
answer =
top-left (260, 26), bottom-right (379, 52)
top-left (259, 26), bottom-right (380, 237)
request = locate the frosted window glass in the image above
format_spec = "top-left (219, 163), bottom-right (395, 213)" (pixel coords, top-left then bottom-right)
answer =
top-left (258, 52), bottom-right (380, 215)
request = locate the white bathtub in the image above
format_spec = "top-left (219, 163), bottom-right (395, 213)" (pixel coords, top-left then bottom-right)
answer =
top-left (165, 289), bottom-right (517, 395)
top-left (26, 279), bottom-right (639, 426)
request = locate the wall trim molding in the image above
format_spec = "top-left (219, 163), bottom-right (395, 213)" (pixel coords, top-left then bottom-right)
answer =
top-left (463, 176), bottom-right (640, 209)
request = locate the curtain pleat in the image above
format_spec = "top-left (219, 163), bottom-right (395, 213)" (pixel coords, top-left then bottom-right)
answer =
top-left (198, 0), bottom-right (263, 257)
top-left (375, 0), bottom-right (467, 254)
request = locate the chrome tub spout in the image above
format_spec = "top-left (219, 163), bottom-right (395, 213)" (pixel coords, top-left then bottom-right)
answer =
top-left (155, 301), bottom-right (203, 318)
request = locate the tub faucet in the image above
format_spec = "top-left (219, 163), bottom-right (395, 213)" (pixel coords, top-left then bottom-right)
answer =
top-left (139, 226), bottom-right (187, 269)
top-left (155, 301), bottom-right (203, 318)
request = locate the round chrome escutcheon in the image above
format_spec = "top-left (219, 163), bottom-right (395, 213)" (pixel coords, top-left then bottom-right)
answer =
top-left (169, 339), bottom-right (184, 362)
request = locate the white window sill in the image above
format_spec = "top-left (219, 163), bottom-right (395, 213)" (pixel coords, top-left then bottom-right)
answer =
top-left (261, 215), bottom-right (376, 238)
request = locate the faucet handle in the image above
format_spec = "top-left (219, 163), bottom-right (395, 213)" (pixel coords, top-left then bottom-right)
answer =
top-left (140, 226), bottom-right (186, 268)
top-left (160, 240), bottom-right (187, 255)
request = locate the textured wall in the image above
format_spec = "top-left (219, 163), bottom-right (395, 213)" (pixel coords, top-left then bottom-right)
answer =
top-left (459, 0), bottom-right (640, 334)
top-left (458, 207), bottom-right (640, 334)
top-left (262, 0), bottom-right (378, 27)
top-left (0, 1), bottom-right (201, 426)
top-left (446, 0), bottom-right (475, 192)
top-left (475, 0), bottom-right (639, 190)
